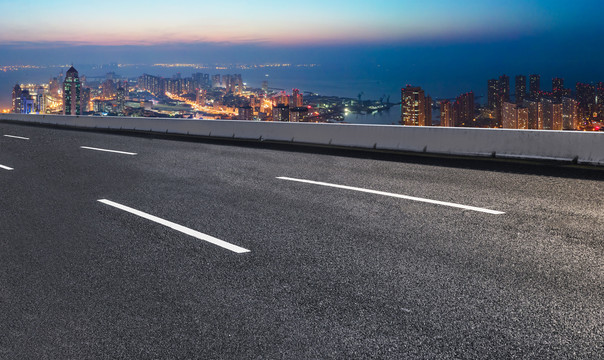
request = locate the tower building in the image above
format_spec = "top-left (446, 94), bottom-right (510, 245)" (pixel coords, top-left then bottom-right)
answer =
top-left (63, 66), bottom-right (81, 115)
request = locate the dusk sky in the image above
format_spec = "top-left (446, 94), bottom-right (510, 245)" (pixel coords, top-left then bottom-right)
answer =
top-left (0, 0), bottom-right (600, 46)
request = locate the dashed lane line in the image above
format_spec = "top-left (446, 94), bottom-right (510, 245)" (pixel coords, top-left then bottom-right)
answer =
top-left (3, 135), bottom-right (29, 140)
top-left (81, 146), bottom-right (137, 156)
top-left (277, 176), bottom-right (505, 215)
top-left (98, 199), bottom-right (250, 253)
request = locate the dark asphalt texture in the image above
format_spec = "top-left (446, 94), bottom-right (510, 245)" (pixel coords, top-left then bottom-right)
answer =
top-left (1, 121), bottom-right (603, 359)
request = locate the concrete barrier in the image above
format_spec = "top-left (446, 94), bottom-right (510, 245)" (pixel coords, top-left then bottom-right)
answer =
top-left (2, 113), bottom-right (604, 165)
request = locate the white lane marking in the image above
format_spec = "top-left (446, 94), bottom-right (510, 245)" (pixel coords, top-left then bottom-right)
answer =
top-left (0, 164), bottom-right (13, 171)
top-left (98, 199), bottom-right (250, 253)
top-left (81, 146), bottom-right (137, 155)
top-left (277, 176), bottom-right (505, 215)
top-left (4, 135), bottom-right (29, 140)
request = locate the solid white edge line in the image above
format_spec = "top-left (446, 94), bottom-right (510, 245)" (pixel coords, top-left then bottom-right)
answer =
top-left (98, 199), bottom-right (250, 253)
top-left (4, 135), bottom-right (29, 140)
top-left (277, 176), bottom-right (505, 215)
top-left (0, 164), bottom-right (13, 171)
top-left (81, 146), bottom-right (137, 155)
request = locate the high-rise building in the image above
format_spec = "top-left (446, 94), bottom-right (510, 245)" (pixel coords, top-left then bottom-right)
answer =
top-left (81, 88), bottom-right (90, 113)
top-left (292, 89), bottom-right (303, 107)
top-left (487, 79), bottom-right (498, 109)
top-left (272, 104), bottom-right (289, 121)
top-left (517, 107), bottom-right (528, 129)
top-left (515, 75), bottom-right (526, 105)
top-left (425, 95), bottom-right (432, 126)
top-left (237, 106), bottom-right (253, 120)
top-left (211, 74), bottom-right (221, 88)
top-left (262, 81), bottom-right (269, 93)
top-left (289, 107), bottom-right (308, 122)
top-left (541, 98), bottom-right (554, 130)
top-left (401, 85), bottom-right (427, 126)
top-left (12, 84), bottom-right (22, 113)
top-left (116, 87), bottom-right (126, 114)
top-left (576, 82), bottom-right (596, 121)
top-left (552, 103), bottom-right (563, 130)
top-left (502, 102), bottom-right (518, 129)
top-left (529, 74), bottom-right (541, 100)
top-left (562, 97), bottom-right (578, 130)
top-left (498, 75), bottom-right (510, 103)
top-left (524, 99), bottom-right (543, 130)
top-left (63, 66), bottom-right (81, 115)
top-left (453, 92), bottom-right (475, 127)
top-left (440, 100), bottom-right (453, 127)
top-left (552, 77), bottom-right (566, 102)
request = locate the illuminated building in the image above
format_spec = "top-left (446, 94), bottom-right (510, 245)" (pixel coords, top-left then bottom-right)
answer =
top-left (529, 74), bottom-right (541, 100)
top-left (541, 99), bottom-right (554, 130)
top-left (237, 105), bottom-right (253, 120)
top-left (502, 102), bottom-right (517, 129)
top-left (576, 82), bottom-right (596, 121)
top-left (211, 74), bottom-right (221, 88)
top-left (401, 85), bottom-right (427, 126)
top-left (487, 79), bottom-right (498, 109)
top-left (81, 88), bottom-right (91, 113)
top-left (63, 66), bottom-right (81, 115)
top-left (292, 89), bottom-right (303, 107)
top-left (453, 92), bottom-right (474, 127)
top-left (552, 103), bottom-right (563, 130)
top-left (524, 100), bottom-right (543, 129)
top-left (140, 74), bottom-right (164, 95)
top-left (440, 100), bottom-right (453, 127)
top-left (273, 93), bottom-right (289, 107)
top-left (289, 107), bottom-right (308, 122)
top-left (517, 107), bottom-right (528, 129)
top-left (515, 75), bottom-right (526, 104)
top-left (262, 81), bottom-right (268, 93)
top-left (562, 97), bottom-right (578, 130)
top-left (498, 75), bottom-right (510, 103)
top-left (425, 95), bottom-right (432, 126)
top-left (552, 77), bottom-right (569, 102)
top-left (116, 87), bottom-right (126, 114)
top-left (12, 84), bottom-right (22, 113)
top-left (272, 104), bottom-right (289, 121)
top-left (101, 79), bottom-right (117, 99)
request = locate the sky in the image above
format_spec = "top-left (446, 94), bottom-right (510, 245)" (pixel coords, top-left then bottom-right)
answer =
top-left (0, 0), bottom-right (602, 106)
top-left (0, 0), bottom-right (600, 46)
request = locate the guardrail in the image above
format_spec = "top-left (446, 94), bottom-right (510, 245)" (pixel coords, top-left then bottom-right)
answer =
top-left (2, 113), bottom-right (604, 165)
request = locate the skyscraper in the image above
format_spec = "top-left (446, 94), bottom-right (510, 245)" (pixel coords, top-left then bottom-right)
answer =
top-left (502, 102), bottom-right (518, 129)
top-left (524, 99), bottom-right (543, 130)
top-left (425, 95), bottom-right (432, 125)
top-left (515, 75), bottom-right (526, 105)
top-left (487, 79), bottom-right (498, 109)
top-left (292, 89), bottom-right (303, 107)
top-left (552, 77), bottom-right (566, 102)
top-left (529, 74), bottom-right (541, 100)
top-left (453, 92), bottom-right (475, 127)
top-left (63, 66), bottom-right (81, 115)
top-left (401, 85), bottom-right (427, 126)
top-left (12, 84), bottom-right (22, 113)
top-left (498, 75), bottom-right (510, 103)
top-left (576, 82), bottom-right (596, 121)
top-left (562, 97), bottom-right (579, 130)
top-left (440, 100), bottom-right (453, 127)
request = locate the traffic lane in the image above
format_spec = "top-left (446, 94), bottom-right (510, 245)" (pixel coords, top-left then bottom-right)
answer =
top-left (67, 146), bottom-right (604, 358)
top-left (0, 123), bottom-right (600, 358)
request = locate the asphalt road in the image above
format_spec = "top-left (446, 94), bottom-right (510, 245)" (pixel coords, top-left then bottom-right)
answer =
top-left (1, 121), bottom-right (603, 359)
